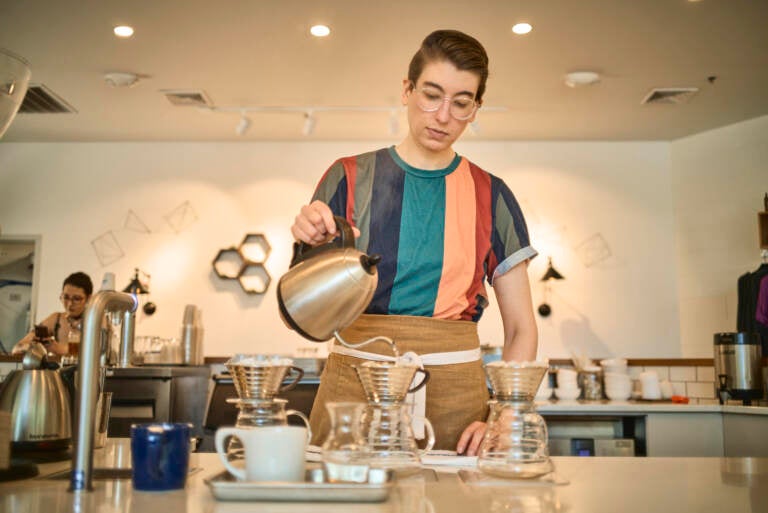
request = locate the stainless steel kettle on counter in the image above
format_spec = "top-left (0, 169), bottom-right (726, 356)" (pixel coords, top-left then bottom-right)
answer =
top-left (0, 343), bottom-right (75, 452)
top-left (278, 216), bottom-right (381, 342)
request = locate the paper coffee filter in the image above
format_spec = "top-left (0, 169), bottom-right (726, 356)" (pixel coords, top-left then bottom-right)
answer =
top-left (486, 359), bottom-right (549, 368)
top-left (228, 354), bottom-right (293, 367)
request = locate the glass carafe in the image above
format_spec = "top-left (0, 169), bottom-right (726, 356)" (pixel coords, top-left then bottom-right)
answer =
top-left (478, 361), bottom-right (553, 479)
top-left (321, 402), bottom-right (370, 483)
top-left (226, 397), bottom-right (310, 461)
top-left (362, 402), bottom-right (435, 476)
top-left (477, 399), bottom-right (553, 478)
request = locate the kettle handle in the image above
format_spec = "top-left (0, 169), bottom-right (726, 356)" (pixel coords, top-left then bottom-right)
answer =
top-left (291, 216), bottom-right (356, 267)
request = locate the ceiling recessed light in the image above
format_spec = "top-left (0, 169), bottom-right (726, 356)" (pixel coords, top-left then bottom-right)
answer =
top-left (113, 25), bottom-right (134, 38)
top-left (103, 71), bottom-right (139, 87)
top-left (512, 23), bottom-right (532, 35)
top-left (310, 25), bottom-right (331, 37)
top-left (564, 71), bottom-right (601, 88)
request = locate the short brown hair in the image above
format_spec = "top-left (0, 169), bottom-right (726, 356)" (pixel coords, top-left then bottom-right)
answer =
top-left (407, 30), bottom-right (489, 103)
top-left (63, 272), bottom-right (93, 296)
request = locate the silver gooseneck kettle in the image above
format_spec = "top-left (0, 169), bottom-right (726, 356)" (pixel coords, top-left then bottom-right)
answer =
top-left (278, 216), bottom-right (384, 344)
top-left (0, 342), bottom-right (75, 451)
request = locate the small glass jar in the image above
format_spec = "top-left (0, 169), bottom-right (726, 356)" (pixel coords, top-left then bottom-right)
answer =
top-left (321, 402), bottom-right (370, 483)
top-left (579, 367), bottom-right (603, 401)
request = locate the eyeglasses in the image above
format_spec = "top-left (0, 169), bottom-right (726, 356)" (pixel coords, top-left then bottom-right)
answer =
top-left (410, 83), bottom-right (478, 120)
top-left (60, 294), bottom-right (86, 304)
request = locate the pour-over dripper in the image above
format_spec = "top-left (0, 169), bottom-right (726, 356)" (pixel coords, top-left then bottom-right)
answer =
top-left (225, 354), bottom-right (304, 400)
top-left (353, 361), bottom-right (430, 403)
top-left (484, 361), bottom-right (549, 401)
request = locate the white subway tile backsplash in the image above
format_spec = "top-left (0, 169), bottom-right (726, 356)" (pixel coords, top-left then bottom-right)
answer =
top-left (697, 366), bottom-right (715, 382)
top-left (698, 398), bottom-right (720, 406)
top-left (628, 366), bottom-right (643, 379)
top-left (687, 382), bottom-right (716, 399)
top-left (669, 366), bottom-right (696, 382)
top-left (644, 366), bottom-right (669, 380)
top-left (670, 381), bottom-right (687, 396)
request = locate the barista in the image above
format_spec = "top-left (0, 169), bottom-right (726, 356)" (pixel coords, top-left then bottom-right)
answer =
top-left (290, 30), bottom-right (538, 455)
top-left (12, 271), bottom-right (93, 356)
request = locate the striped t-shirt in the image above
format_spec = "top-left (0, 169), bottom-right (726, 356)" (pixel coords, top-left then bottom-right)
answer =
top-left (312, 147), bottom-right (537, 322)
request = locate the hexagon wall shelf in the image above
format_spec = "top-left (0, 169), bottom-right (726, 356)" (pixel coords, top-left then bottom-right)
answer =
top-left (212, 233), bottom-right (272, 295)
top-left (238, 264), bottom-right (271, 294)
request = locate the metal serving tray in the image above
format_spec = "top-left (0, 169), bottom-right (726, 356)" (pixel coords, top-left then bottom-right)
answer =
top-left (205, 467), bottom-right (394, 502)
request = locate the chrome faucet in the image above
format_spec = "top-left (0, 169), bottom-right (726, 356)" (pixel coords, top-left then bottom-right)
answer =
top-left (70, 290), bottom-right (137, 492)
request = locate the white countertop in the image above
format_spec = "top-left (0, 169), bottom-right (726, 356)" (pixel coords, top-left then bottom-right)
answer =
top-left (1, 439), bottom-right (767, 513)
top-left (536, 400), bottom-right (768, 415)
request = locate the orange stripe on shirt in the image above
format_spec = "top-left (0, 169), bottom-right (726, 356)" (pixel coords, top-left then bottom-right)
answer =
top-left (433, 159), bottom-right (476, 319)
top-left (341, 157), bottom-right (357, 225)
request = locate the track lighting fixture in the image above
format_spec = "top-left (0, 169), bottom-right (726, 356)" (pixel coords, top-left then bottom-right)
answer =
top-left (302, 111), bottom-right (316, 136)
top-left (235, 112), bottom-right (252, 136)
top-left (388, 109), bottom-right (400, 136)
top-left (203, 104), bottom-right (506, 137)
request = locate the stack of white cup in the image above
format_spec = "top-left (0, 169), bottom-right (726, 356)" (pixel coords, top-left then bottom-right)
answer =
top-left (554, 368), bottom-right (581, 400)
top-left (600, 358), bottom-right (632, 401)
top-left (535, 371), bottom-right (553, 401)
top-left (639, 371), bottom-right (662, 400)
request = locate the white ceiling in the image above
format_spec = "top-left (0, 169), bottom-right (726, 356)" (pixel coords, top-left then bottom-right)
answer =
top-left (1, 0), bottom-right (767, 142)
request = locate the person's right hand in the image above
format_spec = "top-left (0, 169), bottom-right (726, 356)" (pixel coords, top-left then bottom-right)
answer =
top-left (11, 342), bottom-right (29, 355)
top-left (290, 200), bottom-right (359, 245)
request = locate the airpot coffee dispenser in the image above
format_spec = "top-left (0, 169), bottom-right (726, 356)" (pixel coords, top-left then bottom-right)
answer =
top-left (714, 332), bottom-right (763, 405)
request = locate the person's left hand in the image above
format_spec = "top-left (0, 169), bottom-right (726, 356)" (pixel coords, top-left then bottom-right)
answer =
top-left (456, 421), bottom-right (486, 456)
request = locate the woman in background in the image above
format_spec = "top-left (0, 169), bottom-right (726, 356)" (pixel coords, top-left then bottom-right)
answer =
top-left (12, 271), bottom-right (93, 355)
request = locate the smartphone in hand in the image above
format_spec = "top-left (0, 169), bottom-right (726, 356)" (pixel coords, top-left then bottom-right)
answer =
top-left (34, 324), bottom-right (52, 343)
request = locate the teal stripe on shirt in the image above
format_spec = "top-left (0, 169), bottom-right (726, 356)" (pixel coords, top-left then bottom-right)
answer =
top-left (387, 148), bottom-right (460, 316)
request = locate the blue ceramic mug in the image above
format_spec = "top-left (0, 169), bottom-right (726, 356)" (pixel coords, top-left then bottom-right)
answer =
top-left (131, 422), bottom-right (191, 491)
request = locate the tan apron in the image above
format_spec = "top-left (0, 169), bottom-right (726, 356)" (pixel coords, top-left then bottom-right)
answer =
top-left (309, 314), bottom-right (489, 451)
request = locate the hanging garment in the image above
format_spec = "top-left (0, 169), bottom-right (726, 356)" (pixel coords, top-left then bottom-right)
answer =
top-left (737, 264), bottom-right (768, 352)
top-left (756, 274), bottom-right (768, 327)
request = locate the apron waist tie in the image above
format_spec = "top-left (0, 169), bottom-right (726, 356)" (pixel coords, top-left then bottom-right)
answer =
top-left (331, 344), bottom-right (481, 439)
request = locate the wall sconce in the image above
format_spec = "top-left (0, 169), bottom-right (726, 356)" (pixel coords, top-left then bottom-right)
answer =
top-left (122, 268), bottom-right (157, 315)
top-left (302, 110), bottom-right (316, 136)
top-left (538, 257), bottom-right (564, 317)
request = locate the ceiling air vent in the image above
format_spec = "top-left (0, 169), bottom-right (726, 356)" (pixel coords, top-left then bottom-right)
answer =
top-left (19, 84), bottom-right (76, 113)
top-left (641, 87), bottom-right (699, 105)
top-left (160, 89), bottom-right (212, 107)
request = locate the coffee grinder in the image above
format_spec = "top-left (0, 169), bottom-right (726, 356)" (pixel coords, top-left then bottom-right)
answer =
top-left (713, 332), bottom-right (763, 405)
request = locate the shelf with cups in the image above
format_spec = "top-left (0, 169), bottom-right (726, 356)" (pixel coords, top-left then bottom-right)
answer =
top-left (212, 233), bottom-right (272, 295)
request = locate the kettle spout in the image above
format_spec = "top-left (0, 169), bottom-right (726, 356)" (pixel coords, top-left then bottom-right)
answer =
top-left (361, 254), bottom-right (381, 274)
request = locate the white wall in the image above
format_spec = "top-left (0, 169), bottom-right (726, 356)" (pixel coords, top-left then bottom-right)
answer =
top-left (670, 115), bottom-right (768, 357)
top-left (455, 141), bottom-right (677, 359)
top-left (0, 120), bottom-right (759, 360)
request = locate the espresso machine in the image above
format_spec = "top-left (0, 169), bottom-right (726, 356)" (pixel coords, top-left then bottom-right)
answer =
top-left (714, 332), bottom-right (764, 405)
